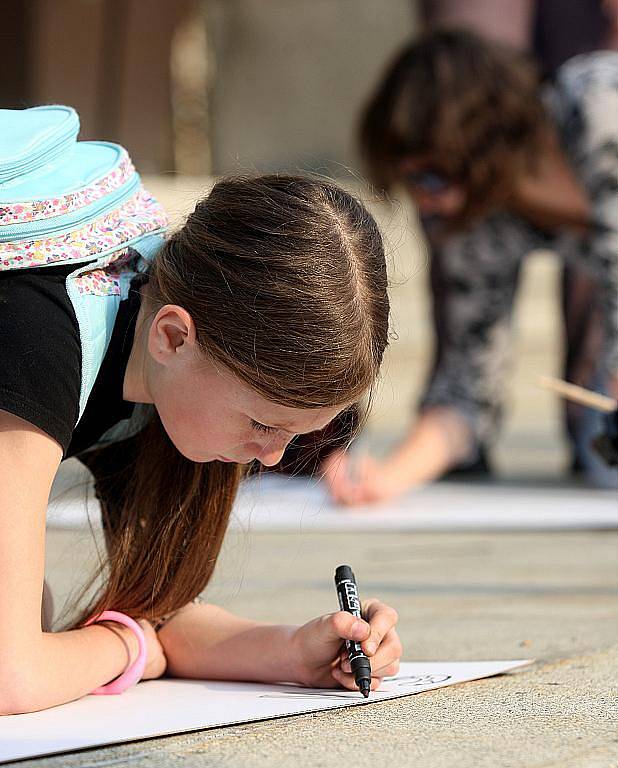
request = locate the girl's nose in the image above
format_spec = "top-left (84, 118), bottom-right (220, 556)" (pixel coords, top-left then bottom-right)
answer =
top-left (256, 434), bottom-right (294, 467)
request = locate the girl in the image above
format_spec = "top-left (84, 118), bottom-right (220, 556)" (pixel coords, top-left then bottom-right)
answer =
top-left (0, 149), bottom-right (401, 712)
top-left (325, 28), bottom-right (618, 504)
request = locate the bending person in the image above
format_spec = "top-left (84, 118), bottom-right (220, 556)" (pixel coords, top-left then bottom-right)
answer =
top-left (325, 29), bottom-right (618, 503)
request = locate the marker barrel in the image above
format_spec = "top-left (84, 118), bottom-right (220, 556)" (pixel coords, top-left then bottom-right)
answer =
top-left (334, 565), bottom-right (372, 697)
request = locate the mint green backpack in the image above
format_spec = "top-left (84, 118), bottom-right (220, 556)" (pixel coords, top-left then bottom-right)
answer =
top-left (0, 105), bottom-right (168, 422)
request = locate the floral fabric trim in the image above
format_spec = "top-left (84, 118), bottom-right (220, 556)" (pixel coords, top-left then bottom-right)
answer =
top-left (73, 249), bottom-right (135, 296)
top-left (0, 150), bottom-right (135, 226)
top-left (0, 188), bottom-right (168, 270)
top-left (74, 270), bottom-right (122, 296)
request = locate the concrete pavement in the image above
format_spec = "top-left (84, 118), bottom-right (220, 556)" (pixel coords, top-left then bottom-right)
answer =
top-left (33, 526), bottom-right (618, 768)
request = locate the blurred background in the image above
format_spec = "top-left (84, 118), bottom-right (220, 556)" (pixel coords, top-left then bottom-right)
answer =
top-left (6, 0), bottom-right (615, 481)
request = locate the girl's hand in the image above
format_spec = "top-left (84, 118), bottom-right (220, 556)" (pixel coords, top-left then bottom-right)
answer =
top-left (138, 619), bottom-right (167, 680)
top-left (290, 599), bottom-right (402, 691)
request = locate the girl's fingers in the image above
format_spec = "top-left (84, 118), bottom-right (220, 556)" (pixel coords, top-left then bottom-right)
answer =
top-left (331, 666), bottom-right (384, 692)
top-left (335, 600), bottom-right (402, 673)
top-left (319, 611), bottom-right (370, 646)
top-left (337, 659), bottom-right (399, 679)
top-left (371, 658), bottom-right (400, 678)
top-left (371, 627), bottom-right (403, 665)
top-left (340, 634), bottom-right (401, 676)
top-left (360, 599), bottom-right (399, 656)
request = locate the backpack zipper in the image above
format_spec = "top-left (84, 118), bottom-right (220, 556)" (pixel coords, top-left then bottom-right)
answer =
top-left (0, 173), bottom-right (141, 242)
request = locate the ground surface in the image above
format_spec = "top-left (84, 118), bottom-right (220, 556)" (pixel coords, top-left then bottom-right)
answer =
top-left (32, 526), bottom-right (618, 768)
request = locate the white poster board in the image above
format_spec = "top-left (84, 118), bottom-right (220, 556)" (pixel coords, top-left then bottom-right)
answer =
top-left (231, 476), bottom-right (618, 531)
top-left (0, 660), bottom-right (531, 763)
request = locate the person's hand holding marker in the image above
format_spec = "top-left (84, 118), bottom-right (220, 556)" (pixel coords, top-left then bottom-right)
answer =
top-left (289, 597), bottom-right (401, 693)
top-left (155, 575), bottom-right (400, 694)
top-left (322, 449), bottom-right (404, 506)
top-left (322, 408), bottom-right (477, 506)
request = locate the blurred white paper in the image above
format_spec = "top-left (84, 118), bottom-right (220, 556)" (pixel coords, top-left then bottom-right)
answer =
top-left (232, 475), bottom-right (618, 531)
top-left (0, 660), bottom-right (531, 763)
top-left (48, 463), bottom-right (618, 531)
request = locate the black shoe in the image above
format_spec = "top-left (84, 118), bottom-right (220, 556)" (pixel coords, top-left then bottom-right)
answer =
top-left (442, 448), bottom-right (492, 480)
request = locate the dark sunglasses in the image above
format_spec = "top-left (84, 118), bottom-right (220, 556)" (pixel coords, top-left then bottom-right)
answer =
top-left (403, 170), bottom-right (451, 193)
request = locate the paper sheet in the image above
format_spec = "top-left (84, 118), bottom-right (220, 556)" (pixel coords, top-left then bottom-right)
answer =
top-left (47, 466), bottom-right (618, 531)
top-left (231, 476), bottom-right (618, 531)
top-left (0, 660), bottom-right (531, 763)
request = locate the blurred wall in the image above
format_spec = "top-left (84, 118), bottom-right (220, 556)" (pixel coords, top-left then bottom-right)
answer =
top-left (2, 1), bottom-right (416, 177)
top-left (0, 0), bottom-right (193, 173)
top-left (205, 0), bottom-right (415, 175)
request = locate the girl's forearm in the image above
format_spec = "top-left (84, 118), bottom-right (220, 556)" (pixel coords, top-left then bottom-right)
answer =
top-left (3, 624), bottom-right (137, 714)
top-left (159, 602), bottom-right (298, 683)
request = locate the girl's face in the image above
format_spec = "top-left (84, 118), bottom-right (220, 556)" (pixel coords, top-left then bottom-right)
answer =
top-left (129, 302), bottom-right (345, 465)
top-left (398, 157), bottom-right (466, 219)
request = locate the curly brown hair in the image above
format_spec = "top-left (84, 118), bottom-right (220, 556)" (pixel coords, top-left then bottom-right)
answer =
top-left (360, 29), bottom-right (548, 226)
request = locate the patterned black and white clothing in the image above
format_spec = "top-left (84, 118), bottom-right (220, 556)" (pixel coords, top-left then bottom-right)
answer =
top-left (419, 52), bottom-right (618, 483)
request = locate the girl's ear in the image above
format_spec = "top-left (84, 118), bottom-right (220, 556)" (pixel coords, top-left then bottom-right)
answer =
top-left (148, 304), bottom-right (197, 365)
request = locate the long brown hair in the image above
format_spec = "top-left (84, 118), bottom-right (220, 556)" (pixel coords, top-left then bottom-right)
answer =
top-left (360, 29), bottom-right (548, 226)
top-left (75, 174), bottom-right (389, 625)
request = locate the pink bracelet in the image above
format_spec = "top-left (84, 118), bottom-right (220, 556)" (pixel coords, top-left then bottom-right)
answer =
top-left (85, 610), bottom-right (147, 695)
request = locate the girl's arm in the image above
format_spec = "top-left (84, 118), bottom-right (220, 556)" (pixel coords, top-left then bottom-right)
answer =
top-left (0, 411), bottom-right (151, 714)
top-left (159, 603), bottom-right (297, 683)
top-left (159, 599), bottom-right (402, 690)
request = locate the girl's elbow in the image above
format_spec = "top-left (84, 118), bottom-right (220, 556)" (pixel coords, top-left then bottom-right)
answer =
top-left (0, 668), bottom-right (41, 715)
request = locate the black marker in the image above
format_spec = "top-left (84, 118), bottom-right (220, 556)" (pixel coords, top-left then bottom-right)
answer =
top-left (334, 564), bottom-right (372, 698)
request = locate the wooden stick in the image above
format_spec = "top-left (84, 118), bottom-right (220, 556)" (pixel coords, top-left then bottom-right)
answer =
top-left (538, 375), bottom-right (617, 413)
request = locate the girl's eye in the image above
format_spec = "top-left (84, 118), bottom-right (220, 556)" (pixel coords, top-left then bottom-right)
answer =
top-left (250, 419), bottom-right (277, 434)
